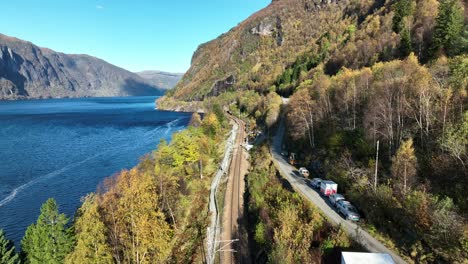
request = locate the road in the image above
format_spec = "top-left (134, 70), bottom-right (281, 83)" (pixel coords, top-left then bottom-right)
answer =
top-left (220, 115), bottom-right (248, 264)
top-left (271, 118), bottom-right (408, 264)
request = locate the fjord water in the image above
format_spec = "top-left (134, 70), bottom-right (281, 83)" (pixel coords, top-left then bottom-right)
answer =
top-left (0, 96), bottom-right (190, 244)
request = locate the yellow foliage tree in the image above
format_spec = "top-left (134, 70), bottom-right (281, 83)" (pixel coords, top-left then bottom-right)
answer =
top-left (100, 168), bottom-right (172, 264)
top-left (391, 138), bottom-right (418, 197)
top-left (65, 194), bottom-right (113, 264)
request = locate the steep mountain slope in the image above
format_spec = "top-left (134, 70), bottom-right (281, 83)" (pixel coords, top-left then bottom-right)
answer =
top-left (162, 0), bottom-right (465, 104)
top-left (0, 33), bottom-right (165, 100)
top-left (136, 70), bottom-right (183, 90)
top-left (155, 0), bottom-right (467, 262)
top-left (162, 0), bottom-right (392, 101)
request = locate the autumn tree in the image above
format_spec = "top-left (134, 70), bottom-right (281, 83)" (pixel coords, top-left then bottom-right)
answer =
top-left (439, 111), bottom-right (468, 167)
top-left (0, 229), bottom-right (20, 264)
top-left (21, 198), bottom-right (74, 264)
top-left (391, 138), bottom-right (418, 196)
top-left (269, 205), bottom-right (318, 263)
top-left (188, 112), bottom-right (202, 127)
top-left (100, 168), bottom-right (172, 264)
top-left (392, 0), bottom-right (415, 33)
top-left (65, 194), bottom-right (113, 264)
top-left (201, 112), bottom-right (220, 138)
top-left (265, 92), bottom-right (282, 129)
top-left (412, 0), bottom-right (439, 59)
top-left (287, 88), bottom-right (316, 148)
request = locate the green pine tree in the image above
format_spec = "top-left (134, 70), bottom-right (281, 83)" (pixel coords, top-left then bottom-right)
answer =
top-left (430, 0), bottom-right (464, 57)
top-left (0, 229), bottom-right (20, 264)
top-left (399, 28), bottom-right (412, 57)
top-left (392, 0), bottom-right (414, 33)
top-left (65, 194), bottom-right (113, 264)
top-left (21, 198), bottom-right (74, 264)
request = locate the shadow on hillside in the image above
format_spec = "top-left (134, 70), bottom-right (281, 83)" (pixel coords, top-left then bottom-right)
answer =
top-left (122, 78), bottom-right (164, 96)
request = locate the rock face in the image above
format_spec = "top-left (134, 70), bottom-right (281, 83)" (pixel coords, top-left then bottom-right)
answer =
top-left (167, 0), bottom-right (350, 101)
top-left (0, 33), bottom-right (165, 100)
top-left (136, 71), bottom-right (183, 90)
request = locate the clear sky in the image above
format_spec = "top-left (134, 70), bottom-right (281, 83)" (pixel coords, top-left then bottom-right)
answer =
top-left (1, 0), bottom-right (270, 73)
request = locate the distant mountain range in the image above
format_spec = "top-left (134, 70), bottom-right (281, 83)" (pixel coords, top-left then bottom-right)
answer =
top-left (136, 71), bottom-right (183, 91)
top-left (0, 33), bottom-right (181, 100)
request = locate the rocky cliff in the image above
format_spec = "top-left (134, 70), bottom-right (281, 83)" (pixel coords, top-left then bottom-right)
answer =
top-left (0, 33), bottom-right (165, 100)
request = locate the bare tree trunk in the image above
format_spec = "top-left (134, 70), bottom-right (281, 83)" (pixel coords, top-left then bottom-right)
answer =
top-left (310, 112), bottom-right (315, 148)
top-left (165, 197), bottom-right (177, 230)
top-left (373, 114), bottom-right (376, 148)
top-left (443, 94), bottom-right (448, 133)
top-left (403, 163), bottom-right (407, 196)
top-left (353, 82), bottom-right (357, 130)
top-left (419, 94), bottom-right (424, 146)
top-left (375, 140), bottom-right (379, 191)
top-left (306, 101), bottom-right (315, 148)
top-left (199, 159), bottom-right (203, 179)
top-left (299, 107), bottom-right (314, 149)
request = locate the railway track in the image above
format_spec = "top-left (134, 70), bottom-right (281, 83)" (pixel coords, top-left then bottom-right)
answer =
top-left (220, 115), bottom-right (246, 264)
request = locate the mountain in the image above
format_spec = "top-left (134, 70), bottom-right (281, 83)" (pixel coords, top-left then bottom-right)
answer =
top-left (161, 0), bottom-right (466, 103)
top-left (155, 0), bottom-right (467, 262)
top-left (0, 33), bottom-right (165, 100)
top-left (136, 70), bottom-right (183, 90)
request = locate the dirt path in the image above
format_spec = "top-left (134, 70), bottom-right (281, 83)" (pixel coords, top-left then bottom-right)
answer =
top-left (220, 116), bottom-right (248, 264)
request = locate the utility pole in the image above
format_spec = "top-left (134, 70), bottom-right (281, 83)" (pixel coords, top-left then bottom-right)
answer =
top-left (374, 140), bottom-right (379, 191)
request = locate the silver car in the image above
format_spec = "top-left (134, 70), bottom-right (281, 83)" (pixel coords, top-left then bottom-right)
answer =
top-left (329, 194), bottom-right (345, 207)
top-left (336, 201), bottom-right (360, 221)
top-left (299, 167), bottom-right (309, 177)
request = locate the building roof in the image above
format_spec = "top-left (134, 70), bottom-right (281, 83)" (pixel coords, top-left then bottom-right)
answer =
top-left (341, 252), bottom-right (395, 264)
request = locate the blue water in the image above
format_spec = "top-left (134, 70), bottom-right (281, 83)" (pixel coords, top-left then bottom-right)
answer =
top-left (0, 96), bottom-right (190, 244)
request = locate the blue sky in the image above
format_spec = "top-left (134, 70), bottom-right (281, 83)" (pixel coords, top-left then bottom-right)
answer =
top-left (1, 0), bottom-right (270, 73)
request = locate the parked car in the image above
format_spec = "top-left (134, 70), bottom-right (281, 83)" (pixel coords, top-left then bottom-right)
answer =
top-left (289, 152), bottom-right (297, 165)
top-left (336, 201), bottom-right (360, 221)
top-left (305, 178), bottom-right (314, 188)
top-left (298, 167), bottom-right (309, 177)
top-left (329, 194), bottom-right (345, 207)
top-left (311, 178), bottom-right (322, 189)
top-left (320, 180), bottom-right (338, 196)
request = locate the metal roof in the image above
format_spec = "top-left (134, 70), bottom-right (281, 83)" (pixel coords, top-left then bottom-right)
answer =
top-left (341, 252), bottom-right (395, 264)
top-left (321, 180), bottom-right (337, 184)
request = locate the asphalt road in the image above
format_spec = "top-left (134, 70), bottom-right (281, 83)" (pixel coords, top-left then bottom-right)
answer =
top-left (271, 119), bottom-right (408, 264)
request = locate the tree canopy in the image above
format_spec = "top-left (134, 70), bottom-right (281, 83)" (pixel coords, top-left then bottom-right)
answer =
top-left (21, 198), bottom-right (74, 264)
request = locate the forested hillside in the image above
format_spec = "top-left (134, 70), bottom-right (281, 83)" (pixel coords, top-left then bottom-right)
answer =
top-left (0, 109), bottom-right (230, 263)
top-left (1, 0), bottom-right (465, 263)
top-left (285, 53), bottom-right (466, 262)
top-left (245, 145), bottom-right (363, 263)
top-left (159, 0), bottom-right (466, 105)
top-left (158, 0), bottom-right (467, 262)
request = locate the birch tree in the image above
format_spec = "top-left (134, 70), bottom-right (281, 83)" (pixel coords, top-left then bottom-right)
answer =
top-left (391, 138), bottom-right (418, 197)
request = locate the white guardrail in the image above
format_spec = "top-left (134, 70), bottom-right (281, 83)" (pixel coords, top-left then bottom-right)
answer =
top-left (206, 122), bottom-right (238, 264)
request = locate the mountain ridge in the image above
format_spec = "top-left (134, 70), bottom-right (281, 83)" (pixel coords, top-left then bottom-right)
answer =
top-left (136, 70), bottom-right (183, 90)
top-left (0, 33), bottom-right (172, 100)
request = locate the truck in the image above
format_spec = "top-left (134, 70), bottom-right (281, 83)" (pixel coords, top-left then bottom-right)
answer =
top-left (320, 180), bottom-right (337, 196)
